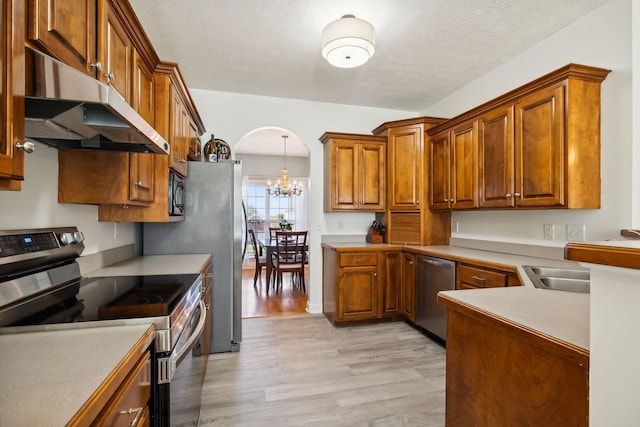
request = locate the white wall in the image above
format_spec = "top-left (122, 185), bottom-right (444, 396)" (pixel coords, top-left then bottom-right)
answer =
top-left (422, 0), bottom-right (633, 245)
top-left (0, 142), bottom-right (136, 255)
top-left (189, 89), bottom-right (417, 313)
top-left (236, 153), bottom-right (309, 179)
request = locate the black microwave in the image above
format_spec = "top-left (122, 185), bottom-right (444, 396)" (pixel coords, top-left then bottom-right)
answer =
top-left (169, 171), bottom-right (185, 216)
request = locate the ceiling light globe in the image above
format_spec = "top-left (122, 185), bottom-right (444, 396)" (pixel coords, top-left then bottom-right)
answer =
top-left (322, 15), bottom-right (375, 69)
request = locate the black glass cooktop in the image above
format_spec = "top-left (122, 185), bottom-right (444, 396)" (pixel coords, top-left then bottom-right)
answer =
top-left (13, 273), bottom-right (200, 326)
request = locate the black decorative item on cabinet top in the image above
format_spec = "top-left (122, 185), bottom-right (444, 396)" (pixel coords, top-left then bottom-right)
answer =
top-left (203, 134), bottom-right (231, 162)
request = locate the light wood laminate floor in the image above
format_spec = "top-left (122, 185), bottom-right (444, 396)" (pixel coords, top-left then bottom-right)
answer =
top-left (199, 315), bottom-right (446, 426)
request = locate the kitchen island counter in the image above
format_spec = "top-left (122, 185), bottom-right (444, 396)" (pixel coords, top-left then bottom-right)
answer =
top-left (0, 324), bottom-right (155, 426)
top-left (438, 286), bottom-right (589, 351)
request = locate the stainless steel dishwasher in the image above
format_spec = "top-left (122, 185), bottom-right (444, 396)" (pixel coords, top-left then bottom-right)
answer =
top-left (416, 255), bottom-right (456, 342)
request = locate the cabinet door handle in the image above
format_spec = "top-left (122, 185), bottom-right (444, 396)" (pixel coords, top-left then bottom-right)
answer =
top-left (415, 200), bottom-right (420, 204)
top-left (471, 275), bottom-right (486, 282)
top-left (90, 61), bottom-right (102, 72)
top-left (373, 272), bottom-right (377, 277)
top-left (119, 407), bottom-right (143, 427)
top-left (103, 72), bottom-right (115, 83)
top-left (514, 192), bottom-right (521, 198)
top-left (505, 193), bottom-right (512, 199)
top-left (135, 181), bottom-right (143, 186)
top-left (179, 158), bottom-right (187, 164)
top-left (444, 198), bottom-right (449, 202)
top-left (15, 140), bottom-right (36, 153)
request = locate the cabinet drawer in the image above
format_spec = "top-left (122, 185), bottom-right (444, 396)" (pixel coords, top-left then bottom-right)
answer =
top-left (458, 264), bottom-right (507, 288)
top-left (95, 352), bottom-right (151, 426)
top-left (340, 253), bottom-right (377, 267)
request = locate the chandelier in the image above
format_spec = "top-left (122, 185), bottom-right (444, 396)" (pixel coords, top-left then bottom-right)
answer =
top-left (267, 135), bottom-right (303, 197)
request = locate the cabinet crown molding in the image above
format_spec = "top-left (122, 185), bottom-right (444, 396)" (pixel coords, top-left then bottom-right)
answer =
top-left (427, 63), bottom-right (611, 136)
top-left (319, 132), bottom-right (387, 144)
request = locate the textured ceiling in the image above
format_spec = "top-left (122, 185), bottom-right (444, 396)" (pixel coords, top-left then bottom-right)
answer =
top-left (129, 0), bottom-right (610, 156)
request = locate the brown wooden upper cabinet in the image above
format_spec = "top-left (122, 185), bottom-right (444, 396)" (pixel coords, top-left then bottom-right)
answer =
top-left (27, 0), bottom-right (160, 132)
top-left (429, 120), bottom-right (478, 210)
top-left (387, 124), bottom-right (424, 211)
top-left (320, 132), bottom-right (386, 212)
top-left (28, 0), bottom-right (98, 77)
top-left (373, 117), bottom-right (451, 246)
top-left (154, 62), bottom-right (199, 177)
top-left (428, 63), bottom-right (611, 211)
top-left (0, 0), bottom-right (26, 190)
top-left (58, 150), bottom-right (155, 206)
top-left (98, 0), bottom-right (132, 101)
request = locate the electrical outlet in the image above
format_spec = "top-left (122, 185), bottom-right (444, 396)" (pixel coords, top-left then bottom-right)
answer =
top-left (543, 224), bottom-right (554, 240)
top-left (452, 221), bottom-right (459, 233)
top-left (338, 220), bottom-right (344, 230)
top-left (566, 224), bottom-right (585, 242)
top-left (114, 222), bottom-right (119, 239)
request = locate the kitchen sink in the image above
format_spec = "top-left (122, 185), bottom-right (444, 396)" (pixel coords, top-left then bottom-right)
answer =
top-left (522, 265), bottom-right (590, 293)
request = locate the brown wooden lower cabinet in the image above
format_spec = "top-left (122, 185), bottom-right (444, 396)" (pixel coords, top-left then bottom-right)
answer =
top-left (93, 351), bottom-right (151, 426)
top-left (440, 297), bottom-right (589, 426)
top-left (323, 246), bottom-right (423, 326)
top-left (457, 262), bottom-right (522, 289)
top-left (400, 252), bottom-right (416, 322)
top-left (324, 247), bottom-right (413, 325)
top-left (380, 251), bottom-right (401, 317)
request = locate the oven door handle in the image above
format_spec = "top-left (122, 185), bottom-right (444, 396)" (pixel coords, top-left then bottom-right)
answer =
top-left (170, 300), bottom-right (207, 377)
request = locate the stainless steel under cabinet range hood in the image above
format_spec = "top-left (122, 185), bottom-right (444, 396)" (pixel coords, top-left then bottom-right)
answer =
top-left (24, 47), bottom-right (170, 155)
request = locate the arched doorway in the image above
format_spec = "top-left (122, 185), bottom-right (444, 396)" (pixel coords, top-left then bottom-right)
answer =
top-left (233, 127), bottom-right (311, 317)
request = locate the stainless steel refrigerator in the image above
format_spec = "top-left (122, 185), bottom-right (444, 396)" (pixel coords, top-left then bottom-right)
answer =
top-left (143, 160), bottom-right (245, 353)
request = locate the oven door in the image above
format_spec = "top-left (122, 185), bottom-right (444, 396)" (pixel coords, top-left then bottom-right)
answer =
top-left (168, 300), bottom-right (207, 425)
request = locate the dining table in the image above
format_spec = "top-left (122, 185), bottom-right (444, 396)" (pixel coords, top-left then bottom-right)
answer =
top-left (258, 235), bottom-right (309, 286)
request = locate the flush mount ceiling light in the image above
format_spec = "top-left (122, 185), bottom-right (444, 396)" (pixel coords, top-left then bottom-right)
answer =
top-left (321, 14), bottom-right (375, 69)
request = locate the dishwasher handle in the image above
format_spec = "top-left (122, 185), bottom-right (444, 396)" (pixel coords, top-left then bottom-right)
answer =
top-left (422, 257), bottom-right (454, 268)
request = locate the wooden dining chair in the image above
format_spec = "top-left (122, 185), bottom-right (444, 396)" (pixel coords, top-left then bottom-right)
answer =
top-left (268, 227), bottom-right (280, 243)
top-left (248, 229), bottom-right (268, 289)
top-left (272, 231), bottom-right (308, 293)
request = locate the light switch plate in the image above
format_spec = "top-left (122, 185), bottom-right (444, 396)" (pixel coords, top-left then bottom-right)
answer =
top-left (544, 224), bottom-right (554, 240)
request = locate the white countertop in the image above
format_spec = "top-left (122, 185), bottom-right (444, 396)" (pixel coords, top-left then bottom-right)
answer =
top-left (0, 324), bottom-right (154, 426)
top-left (0, 253), bottom-right (211, 426)
top-left (85, 253), bottom-right (212, 277)
top-left (322, 241), bottom-right (589, 350)
top-left (439, 286), bottom-right (589, 350)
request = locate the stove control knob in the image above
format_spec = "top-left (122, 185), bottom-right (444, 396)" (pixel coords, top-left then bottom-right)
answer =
top-left (60, 232), bottom-right (75, 245)
top-left (73, 231), bottom-right (85, 243)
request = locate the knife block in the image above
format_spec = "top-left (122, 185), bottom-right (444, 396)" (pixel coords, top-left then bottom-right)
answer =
top-left (366, 227), bottom-right (384, 244)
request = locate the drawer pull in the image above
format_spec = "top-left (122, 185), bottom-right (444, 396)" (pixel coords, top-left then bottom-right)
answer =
top-left (120, 407), bottom-right (143, 427)
top-left (471, 275), bottom-right (486, 282)
top-left (354, 258), bottom-right (364, 263)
